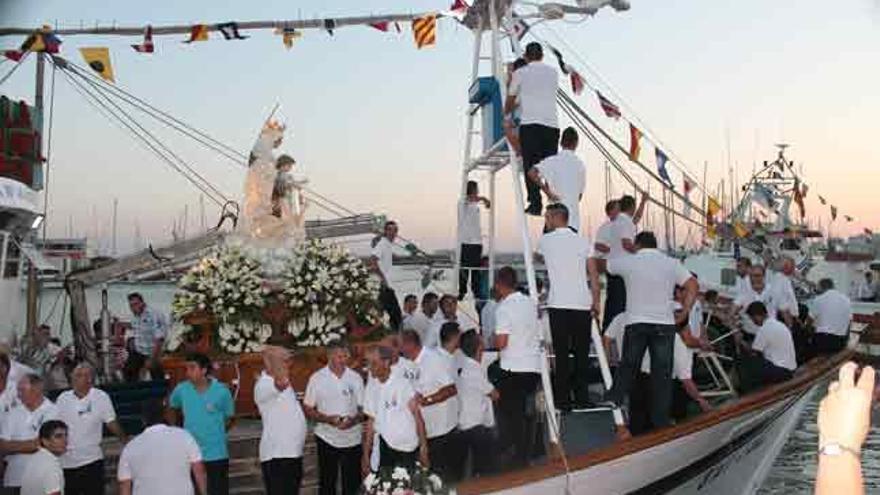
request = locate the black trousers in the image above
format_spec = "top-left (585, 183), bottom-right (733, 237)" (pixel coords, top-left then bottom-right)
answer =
top-left (459, 425), bottom-right (495, 476)
top-left (428, 430), bottom-right (462, 482)
top-left (459, 244), bottom-right (483, 300)
top-left (316, 437), bottom-right (362, 495)
top-left (761, 359), bottom-right (794, 385)
top-left (378, 436), bottom-right (417, 469)
top-left (519, 124), bottom-right (559, 209)
top-left (261, 457), bottom-right (303, 495)
top-left (63, 459), bottom-right (104, 495)
top-left (602, 275), bottom-right (627, 331)
top-left (378, 285), bottom-right (403, 331)
top-left (610, 323), bottom-right (676, 429)
top-left (123, 351), bottom-right (164, 382)
top-left (548, 308), bottom-right (592, 407)
top-left (205, 459), bottom-right (229, 495)
top-left (628, 371), bottom-right (653, 435)
top-left (497, 369), bottom-right (541, 467)
top-left (814, 333), bottom-right (848, 355)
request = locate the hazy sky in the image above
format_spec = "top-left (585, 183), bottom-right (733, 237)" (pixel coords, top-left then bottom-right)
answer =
top-left (3, 0), bottom-right (879, 254)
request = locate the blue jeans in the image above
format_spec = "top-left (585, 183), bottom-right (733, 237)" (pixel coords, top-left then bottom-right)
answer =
top-left (610, 322), bottom-right (676, 429)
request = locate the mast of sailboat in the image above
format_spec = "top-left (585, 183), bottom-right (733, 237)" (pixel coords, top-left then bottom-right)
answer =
top-left (111, 197), bottom-right (118, 256)
top-left (24, 52), bottom-right (47, 335)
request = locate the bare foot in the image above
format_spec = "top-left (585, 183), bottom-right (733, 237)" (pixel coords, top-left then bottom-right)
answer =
top-left (615, 425), bottom-right (632, 441)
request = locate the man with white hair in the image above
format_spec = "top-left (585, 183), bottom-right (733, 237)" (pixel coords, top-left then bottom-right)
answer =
top-left (57, 363), bottom-right (127, 495)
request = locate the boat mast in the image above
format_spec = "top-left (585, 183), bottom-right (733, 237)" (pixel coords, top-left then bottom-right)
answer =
top-left (25, 53), bottom-right (46, 335)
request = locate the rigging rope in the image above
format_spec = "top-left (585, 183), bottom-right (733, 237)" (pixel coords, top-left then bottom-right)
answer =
top-left (0, 50), bottom-right (30, 86)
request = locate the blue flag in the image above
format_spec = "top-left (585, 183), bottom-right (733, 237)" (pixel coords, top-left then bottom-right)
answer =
top-left (655, 147), bottom-right (672, 187)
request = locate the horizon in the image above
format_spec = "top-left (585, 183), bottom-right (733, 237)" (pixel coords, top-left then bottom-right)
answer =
top-left (3, 0), bottom-right (879, 256)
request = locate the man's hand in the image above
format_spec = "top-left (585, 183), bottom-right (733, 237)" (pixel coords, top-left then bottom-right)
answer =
top-left (361, 455), bottom-right (371, 478)
top-left (409, 395), bottom-right (422, 413)
top-left (591, 300), bottom-right (601, 320)
top-left (819, 362), bottom-right (875, 454)
top-left (418, 443), bottom-right (430, 468)
top-left (489, 389), bottom-right (500, 401)
top-left (547, 190), bottom-right (561, 202)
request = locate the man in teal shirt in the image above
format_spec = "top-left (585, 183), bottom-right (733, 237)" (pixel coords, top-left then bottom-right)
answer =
top-left (169, 353), bottom-right (235, 495)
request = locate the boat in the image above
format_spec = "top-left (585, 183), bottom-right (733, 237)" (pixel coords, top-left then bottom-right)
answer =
top-left (0, 1), bottom-right (874, 494)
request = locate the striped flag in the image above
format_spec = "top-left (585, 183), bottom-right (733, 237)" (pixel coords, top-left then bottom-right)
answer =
top-left (707, 196), bottom-right (721, 218)
top-left (217, 22), bottom-right (248, 40)
top-left (412, 15), bottom-right (437, 49)
top-left (628, 124), bottom-right (642, 162)
top-left (570, 71), bottom-right (585, 95)
top-left (131, 25), bottom-right (154, 53)
top-left (830, 205), bottom-right (838, 221)
top-left (21, 31), bottom-right (61, 53)
top-left (184, 24), bottom-right (209, 43)
top-left (596, 91), bottom-right (621, 119)
top-left (734, 221), bottom-right (749, 239)
top-left (655, 147), bottom-right (672, 186)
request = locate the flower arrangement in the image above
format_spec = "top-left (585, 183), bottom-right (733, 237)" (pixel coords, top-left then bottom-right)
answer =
top-left (362, 465), bottom-right (454, 495)
top-left (280, 238), bottom-right (381, 346)
top-left (169, 245), bottom-right (270, 353)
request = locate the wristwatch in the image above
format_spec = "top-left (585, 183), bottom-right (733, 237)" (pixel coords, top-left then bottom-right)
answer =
top-left (819, 442), bottom-right (860, 458)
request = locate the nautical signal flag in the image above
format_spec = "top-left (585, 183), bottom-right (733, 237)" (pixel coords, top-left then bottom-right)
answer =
top-left (3, 50), bottom-right (24, 62)
top-left (275, 28), bottom-right (302, 49)
top-left (707, 196), bottom-right (721, 218)
top-left (131, 25), bottom-right (154, 53)
top-left (79, 47), bottom-right (114, 82)
top-left (218, 22), bottom-right (248, 40)
top-left (511, 18), bottom-right (530, 41)
top-left (655, 148), bottom-right (672, 186)
top-left (683, 177), bottom-right (695, 215)
top-left (734, 221), bottom-right (749, 239)
top-left (184, 24), bottom-right (209, 43)
top-left (818, 195), bottom-right (826, 205)
top-left (323, 19), bottom-right (337, 36)
top-left (570, 71), bottom-right (585, 95)
top-left (370, 21), bottom-right (402, 33)
top-left (628, 124), bottom-right (642, 162)
top-left (448, 0), bottom-right (469, 19)
top-left (597, 91), bottom-right (621, 119)
top-left (830, 205), bottom-right (838, 221)
top-left (845, 215), bottom-right (854, 222)
top-left (865, 228), bottom-right (874, 237)
top-left (412, 15), bottom-right (437, 49)
top-left (21, 30), bottom-right (61, 54)
top-left (793, 179), bottom-right (805, 218)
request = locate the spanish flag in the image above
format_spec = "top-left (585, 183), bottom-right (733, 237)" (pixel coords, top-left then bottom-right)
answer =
top-left (79, 47), bottom-right (114, 82)
top-left (628, 124), bottom-right (642, 162)
top-left (184, 24), bottom-right (210, 43)
top-left (412, 15), bottom-right (437, 49)
top-left (707, 196), bottom-right (721, 218)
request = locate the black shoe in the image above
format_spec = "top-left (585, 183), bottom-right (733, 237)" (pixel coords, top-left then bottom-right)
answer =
top-left (525, 204), bottom-right (542, 216)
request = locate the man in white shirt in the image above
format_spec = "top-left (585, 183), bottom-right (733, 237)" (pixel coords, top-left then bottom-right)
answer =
top-left (536, 204), bottom-right (600, 410)
top-left (403, 293), bottom-right (440, 339)
top-left (746, 302), bottom-right (796, 385)
top-left (371, 220), bottom-right (403, 330)
top-left (303, 342), bottom-right (365, 495)
top-left (479, 290), bottom-right (499, 348)
top-left (456, 330), bottom-right (498, 476)
top-left (401, 294), bottom-right (418, 330)
top-left (492, 266), bottom-right (542, 467)
top-left (362, 346), bottom-right (428, 474)
top-left (57, 364), bottom-right (127, 495)
top-left (809, 278), bottom-right (852, 355)
top-left (458, 180), bottom-right (491, 301)
top-left (255, 346), bottom-right (307, 495)
top-left (399, 330), bottom-right (459, 481)
top-left (604, 231), bottom-right (698, 432)
top-left (504, 42), bottom-right (559, 216)
top-left (117, 400), bottom-right (206, 495)
top-left (733, 264), bottom-right (780, 348)
top-left (424, 295), bottom-right (458, 349)
top-left (601, 193), bottom-right (648, 330)
top-left (527, 128), bottom-right (586, 231)
top-left (770, 256), bottom-right (798, 329)
top-left (123, 292), bottom-right (167, 382)
top-left (0, 374), bottom-right (60, 491)
top-left (0, 354), bottom-right (20, 422)
top-left (20, 420), bottom-right (67, 495)
top-left (855, 272), bottom-right (877, 302)
top-left (733, 257), bottom-right (752, 298)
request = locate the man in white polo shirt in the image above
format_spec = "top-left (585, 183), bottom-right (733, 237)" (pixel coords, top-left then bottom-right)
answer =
top-left (255, 346), bottom-right (307, 495)
top-left (734, 257), bottom-right (752, 299)
top-left (362, 347), bottom-right (428, 474)
top-left (492, 266), bottom-right (542, 467)
top-left (424, 295), bottom-right (458, 349)
top-left (746, 302), bottom-right (797, 385)
top-left (527, 127), bottom-right (586, 232)
top-left (458, 180), bottom-right (491, 301)
top-left (303, 342), bottom-right (365, 495)
top-left (601, 193), bottom-right (648, 330)
top-left (536, 203), bottom-right (600, 411)
top-left (117, 400), bottom-right (206, 495)
top-left (456, 330), bottom-right (497, 477)
top-left (399, 330), bottom-right (459, 481)
top-left (605, 231), bottom-right (698, 432)
top-left (809, 278), bottom-right (852, 355)
top-left (0, 373), bottom-right (59, 492)
top-left (57, 364), bottom-right (127, 495)
top-left (769, 256), bottom-right (798, 329)
top-left (371, 220), bottom-right (402, 330)
top-left (733, 264), bottom-right (780, 345)
top-left (20, 420), bottom-right (67, 495)
top-left (504, 42), bottom-right (559, 216)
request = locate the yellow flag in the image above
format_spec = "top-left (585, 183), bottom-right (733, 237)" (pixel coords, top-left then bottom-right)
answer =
top-left (707, 224), bottom-right (717, 239)
top-left (412, 15), bottom-right (437, 49)
top-left (706, 196), bottom-right (721, 218)
top-left (734, 221), bottom-right (749, 238)
top-left (79, 47), bottom-right (114, 82)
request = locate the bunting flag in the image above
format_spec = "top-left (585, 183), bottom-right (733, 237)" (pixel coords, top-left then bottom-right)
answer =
top-left (628, 124), bottom-right (642, 162)
top-left (793, 178), bottom-right (805, 218)
top-left (707, 196), bottom-right (721, 218)
top-left (3, 50), bottom-right (24, 62)
top-left (21, 30), bottom-right (62, 53)
top-left (706, 223), bottom-right (717, 239)
top-left (131, 25), bottom-right (154, 53)
top-left (683, 177), bottom-right (695, 215)
top-left (570, 71), bottom-right (585, 95)
top-left (801, 183), bottom-right (809, 198)
top-left (818, 195), bottom-right (827, 205)
top-left (184, 24), bottom-right (209, 43)
top-left (845, 215), bottom-right (854, 222)
top-left (275, 27), bottom-right (302, 49)
top-left (412, 15), bottom-right (437, 49)
top-left (449, 0), bottom-right (469, 17)
top-left (323, 19), bottom-right (336, 36)
top-left (865, 228), bottom-right (874, 237)
top-left (370, 22), bottom-right (390, 32)
top-left (79, 47), bottom-right (114, 82)
top-left (655, 147), bottom-right (672, 186)
top-left (511, 18), bottom-right (530, 41)
top-left (734, 220), bottom-right (749, 239)
top-left (830, 205), bottom-right (838, 221)
top-left (217, 22), bottom-right (248, 40)
top-left (597, 91), bottom-right (621, 119)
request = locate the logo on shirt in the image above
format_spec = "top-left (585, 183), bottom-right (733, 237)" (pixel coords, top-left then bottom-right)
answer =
top-left (403, 368), bottom-right (420, 382)
top-left (77, 401), bottom-right (93, 416)
top-left (383, 398), bottom-right (398, 410)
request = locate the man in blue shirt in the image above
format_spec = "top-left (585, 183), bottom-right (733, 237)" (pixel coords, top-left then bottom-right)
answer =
top-left (169, 353), bottom-right (235, 495)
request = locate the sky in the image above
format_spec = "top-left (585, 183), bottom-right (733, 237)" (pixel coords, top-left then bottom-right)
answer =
top-left (2, 0), bottom-right (880, 255)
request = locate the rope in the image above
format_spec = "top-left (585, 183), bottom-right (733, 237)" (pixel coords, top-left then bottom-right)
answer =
top-left (0, 50), bottom-right (30, 86)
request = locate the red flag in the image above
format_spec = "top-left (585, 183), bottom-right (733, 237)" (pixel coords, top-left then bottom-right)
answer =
top-left (370, 22), bottom-right (390, 32)
top-left (629, 124), bottom-right (642, 162)
top-left (450, 0), bottom-right (469, 15)
top-left (131, 25), bottom-right (154, 53)
top-left (570, 71), bottom-right (585, 95)
top-left (597, 91), bottom-right (621, 119)
top-left (3, 50), bottom-right (23, 61)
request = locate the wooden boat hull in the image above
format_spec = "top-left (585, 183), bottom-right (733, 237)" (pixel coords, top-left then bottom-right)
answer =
top-left (459, 351), bottom-right (850, 495)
